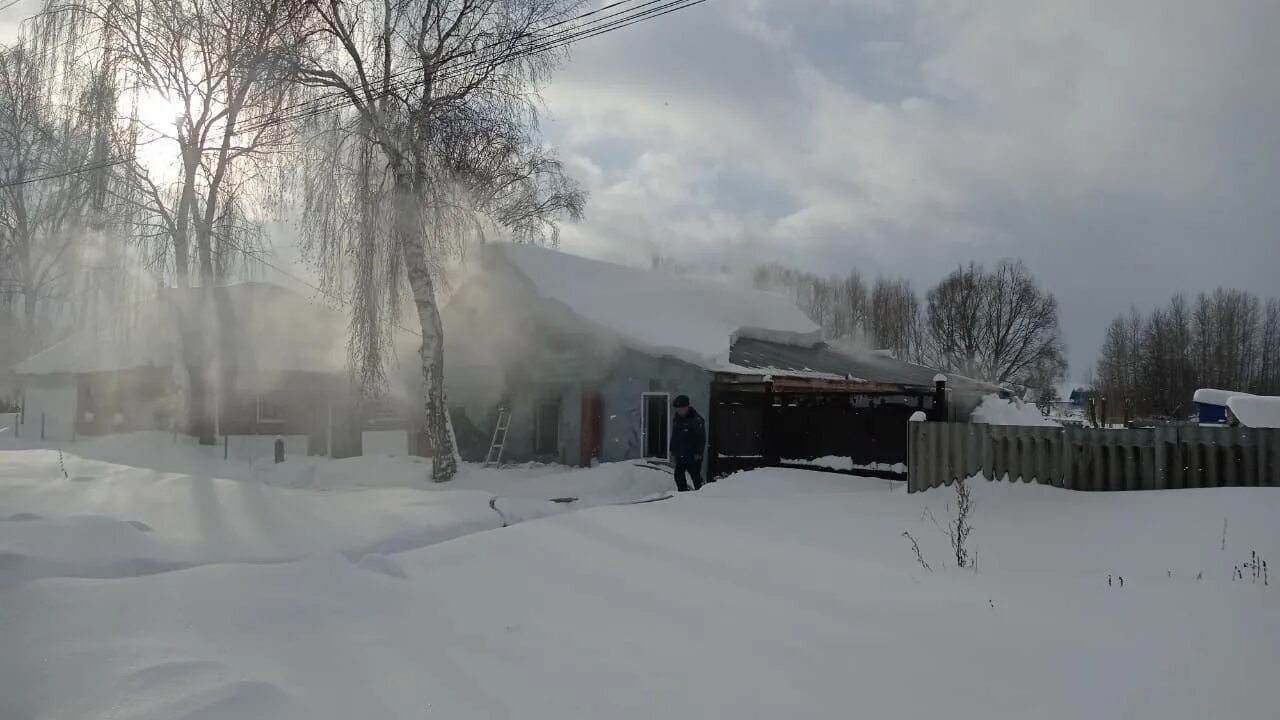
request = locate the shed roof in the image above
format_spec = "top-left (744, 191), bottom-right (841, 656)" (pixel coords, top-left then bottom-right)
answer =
top-left (1226, 394), bottom-right (1280, 428)
top-left (727, 337), bottom-right (1000, 394)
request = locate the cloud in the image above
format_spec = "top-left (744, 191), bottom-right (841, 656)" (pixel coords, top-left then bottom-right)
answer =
top-left (541, 0), bottom-right (1280, 377)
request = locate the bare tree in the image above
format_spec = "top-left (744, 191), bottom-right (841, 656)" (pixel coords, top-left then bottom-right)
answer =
top-left (868, 275), bottom-right (920, 360)
top-left (0, 42), bottom-right (94, 358)
top-left (1259, 298), bottom-right (1280, 395)
top-left (924, 260), bottom-right (1066, 387)
top-left (1093, 289), bottom-right (1277, 420)
top-left (82, 0), bottom-right (301, 286)
top-left (752, 263), bottom-right (869, 343)
top-left (49, 0), bottom-right (307, 441)
top-left (288, 0), bottom-right (585, 481)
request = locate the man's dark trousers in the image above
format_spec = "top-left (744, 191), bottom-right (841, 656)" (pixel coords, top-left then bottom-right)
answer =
top-left (674, 457), bottom-right (704, 492)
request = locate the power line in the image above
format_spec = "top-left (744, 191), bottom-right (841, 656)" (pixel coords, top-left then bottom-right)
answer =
top-left (236, 0), bottom-right (704, 134)
top-left (0, 0), bottom-right (29, 14)
top-left (0, 0), bottom-right (715, 188)
top-left (0, 135), bottom-right (164, 188)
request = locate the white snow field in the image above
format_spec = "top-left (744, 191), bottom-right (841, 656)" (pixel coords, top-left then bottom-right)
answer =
top-left (2, 436), bottom-right (1278, 720)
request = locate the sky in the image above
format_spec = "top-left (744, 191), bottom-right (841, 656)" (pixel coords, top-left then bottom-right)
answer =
top-left (3, 0), bottom-right (1279, 380)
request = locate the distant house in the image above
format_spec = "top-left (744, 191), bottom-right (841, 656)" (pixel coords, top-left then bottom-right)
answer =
top-left (444, 244), bottom-right (1000, 478)
top-left (12, 283), bottom-right (364, 457)
top-left (1193, 388), bottom-right (1250, 425)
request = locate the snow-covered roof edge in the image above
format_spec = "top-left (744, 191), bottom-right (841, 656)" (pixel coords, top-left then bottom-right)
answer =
top-left (1194, 388), bottom-right (1251, 406)
top-left (1226, 395), bottom-right (1280, 429)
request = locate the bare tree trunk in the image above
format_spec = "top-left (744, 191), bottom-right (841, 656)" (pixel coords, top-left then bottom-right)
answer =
top-left (395, 173), bottom-right (458, 481)
top-left (21, 286), bottom-right (38, 357)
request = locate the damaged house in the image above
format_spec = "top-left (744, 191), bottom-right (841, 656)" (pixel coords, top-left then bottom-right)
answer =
top-left (444, 244), bottom-right (999, 478)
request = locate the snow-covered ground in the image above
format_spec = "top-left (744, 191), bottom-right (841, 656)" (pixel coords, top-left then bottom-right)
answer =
top-left (2, 435), bottom-right (1277, 719)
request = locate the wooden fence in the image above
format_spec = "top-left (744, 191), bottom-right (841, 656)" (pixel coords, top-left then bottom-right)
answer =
top-left (907, 422), bottom-right (1280, 493)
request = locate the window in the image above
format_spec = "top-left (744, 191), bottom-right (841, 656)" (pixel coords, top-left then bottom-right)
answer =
top-left (641, 392), bottom-right (670, 460)
top-left (257, 392), bottom-right (286, 423)
top-left (534, 399), bottom-right (560, 456)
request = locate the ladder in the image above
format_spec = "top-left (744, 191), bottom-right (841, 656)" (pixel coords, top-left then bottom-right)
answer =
top-left (484, 407), bottom-right (511, 467)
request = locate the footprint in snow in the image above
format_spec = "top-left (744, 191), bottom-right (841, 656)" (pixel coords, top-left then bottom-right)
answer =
top-left (355, 553), bottom-right (407, 579)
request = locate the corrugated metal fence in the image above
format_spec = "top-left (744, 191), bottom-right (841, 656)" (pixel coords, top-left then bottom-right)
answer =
top-left (908, 422), bottom-right (1280, 493)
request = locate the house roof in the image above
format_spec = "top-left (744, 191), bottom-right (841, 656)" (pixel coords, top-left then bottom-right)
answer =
top-left (727, 337), bottom-right (1000, 394)
top-left (480, 243), bottom-right (821, 370)
top-left (15, 283), bottom-right (348, 376)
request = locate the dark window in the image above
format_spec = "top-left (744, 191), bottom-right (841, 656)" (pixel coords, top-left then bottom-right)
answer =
top-left (257, 391), bottom-right (287, 423)
top-left (535, 400), bottom-right (560, 455)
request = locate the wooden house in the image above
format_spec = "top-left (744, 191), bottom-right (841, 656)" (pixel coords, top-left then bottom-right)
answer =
top-left (444, 244), bottom-right (1000, 479)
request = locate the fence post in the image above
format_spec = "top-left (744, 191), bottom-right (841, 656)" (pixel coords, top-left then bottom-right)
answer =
top-left (41, 413), bottom-right (45, 441)
top-left (223, 433), bottom-right (229, 460)
top-left (906, 412), bottom-right (926, 492)
top-left (1259, 430), bottom-right (1271, 487)
top-left (1152, 427), bottom-right (1167, 490)
top-left (932, 375), bottom-right (948, 422)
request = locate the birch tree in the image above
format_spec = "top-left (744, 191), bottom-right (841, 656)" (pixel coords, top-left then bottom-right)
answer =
top-left (288, 0), bottom-right (585, 481)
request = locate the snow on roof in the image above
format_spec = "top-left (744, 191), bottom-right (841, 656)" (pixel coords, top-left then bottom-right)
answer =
top-left (1193, 388), bottom-right (1251, 406)
top-left (14, 303), bottom-right (171, 375)
top-left (487, 243), bottom-right (821, 368)
top-left (727, 337), bottom-right (1000, 392)
top-left (1226, 395), bottom-right (1280, 429)
top-left (15, 283), bottom-right (348, 376)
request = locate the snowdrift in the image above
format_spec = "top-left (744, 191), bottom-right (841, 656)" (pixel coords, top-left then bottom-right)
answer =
top-left (2, 439), bottom-right (1277, 720)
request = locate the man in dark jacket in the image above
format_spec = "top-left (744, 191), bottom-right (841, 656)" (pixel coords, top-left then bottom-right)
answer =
top-left (669, 394), bottom-right (706, 491)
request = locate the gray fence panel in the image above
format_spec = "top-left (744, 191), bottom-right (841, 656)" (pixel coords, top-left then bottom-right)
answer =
top-left (907, 422), bottom-right (1280, 493)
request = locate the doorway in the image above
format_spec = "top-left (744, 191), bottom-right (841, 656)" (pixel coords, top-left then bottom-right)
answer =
top-left (535, 398), bottom-right (560, 457)
top-left (641, 392), bottom-right (670, 460)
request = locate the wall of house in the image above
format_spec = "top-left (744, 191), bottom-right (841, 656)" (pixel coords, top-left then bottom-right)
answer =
top-left (466, 349), bottom-right (711, 470)
top-left (216, 370), bottom-right (351, 455)
top-left (76, 368), bottom-right (175, 435)
top-left (596, 349), bottom-right (711, 467)
top-left (18, 374), bottom-right (78, 441)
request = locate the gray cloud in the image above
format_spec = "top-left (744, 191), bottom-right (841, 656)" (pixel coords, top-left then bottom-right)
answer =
top-left (543, 0), bottom-right (1280, 378)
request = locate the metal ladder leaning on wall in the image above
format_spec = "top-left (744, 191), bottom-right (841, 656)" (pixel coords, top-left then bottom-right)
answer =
top-left (484, 407), bottom-right (511, 467)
